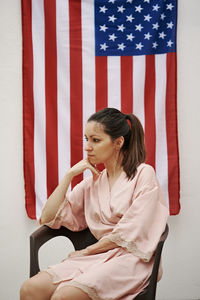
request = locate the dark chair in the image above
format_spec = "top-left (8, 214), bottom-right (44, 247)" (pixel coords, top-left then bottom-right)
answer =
top-left (30, 224), bottom-right (169, 300)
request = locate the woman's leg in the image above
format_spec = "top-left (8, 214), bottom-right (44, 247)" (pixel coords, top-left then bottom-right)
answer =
top-left (20, 271), bottom-right (58, 300)
top-left (51, 285), bottom-right (92, 300)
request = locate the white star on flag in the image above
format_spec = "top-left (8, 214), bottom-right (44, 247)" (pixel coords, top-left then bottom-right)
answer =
top-left (99, 6), bottom-right (108, 13)
top-left (167, 40), bottom-right (174, 47)
top-left (127, 33), bottom-right (135, 41)
top-left (152, 41), bottom-right (158, 48)
top-left (152, 23), bottom-right (159, 30)
top-left (153, 4), bottom-right (160, 11)
top-left (135, 5), bottom-right (143, 13)
top-left (109, 33), bottom-right (117, 41)
top-left (126, 14), bottom-right (134, 22)
top-left (160, 13), bottom-right (166, 20)
top-left (100, 24), bottom-right (108, 32)
top-left (144, 32), bottom-right (152, 40)
top-left (167, 22), bottom-right (174, 29)
top-left (166, 3), bottom-right (174, 10)
top-left (135, 24), bottom-right (143, 31)
top-left (144, 14), bottom-right (152, 22)
top-left (117, 24), bottom-right (126, 32)
top-left (136, 42), bottom-right (144, 50)
top-left (118, 5), bottom-right (125, 13)
top-left (108, 15), bottom-right (117, 23)
top-left (159, 31), bottom-right (166, 39)
top-left (100, 43), bottom-right (108, 51)
top-left (118, 43), bottom-right (126, 50)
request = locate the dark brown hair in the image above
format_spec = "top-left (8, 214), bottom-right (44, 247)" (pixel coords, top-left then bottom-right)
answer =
top-left (88, 108), bottom-right (146, 179)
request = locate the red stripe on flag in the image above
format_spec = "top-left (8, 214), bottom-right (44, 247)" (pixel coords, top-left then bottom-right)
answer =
top-left (69, 0), bottom-right (83, 187)
top-left (44, 0), bottom-right (59, 197)
top-left (166, 52), bottom-right (180, 215)
top-left (121, 56), bottom-right (133, 114)
top-left (144, 55), bottom-right (156, 169)
top-left (95, 56), bottom-right (108, 111)
top-left (21, 0), bottom-right (36, 219)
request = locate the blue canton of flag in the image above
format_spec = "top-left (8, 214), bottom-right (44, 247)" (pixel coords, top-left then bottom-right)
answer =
top-left (95, 0), bottom-right (177, 56)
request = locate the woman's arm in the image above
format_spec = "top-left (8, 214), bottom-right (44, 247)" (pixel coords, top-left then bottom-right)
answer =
top-left (40, 159), bottom-right (99, 224)
top-left (40, 170), bottom-right (73, 224)
top-left (68, 238), bottom-right (119, 258)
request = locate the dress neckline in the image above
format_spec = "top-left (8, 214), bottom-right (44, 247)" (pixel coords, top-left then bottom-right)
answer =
top-left (105, 169), bottom-right (125, 193)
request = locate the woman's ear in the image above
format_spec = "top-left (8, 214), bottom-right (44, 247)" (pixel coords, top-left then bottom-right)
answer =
top-left (114, 136), bottom-right (124, 150)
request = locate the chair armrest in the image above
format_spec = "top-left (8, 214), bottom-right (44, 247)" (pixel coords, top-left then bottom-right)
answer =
top-left (30, 225), bottom-right (97, 277)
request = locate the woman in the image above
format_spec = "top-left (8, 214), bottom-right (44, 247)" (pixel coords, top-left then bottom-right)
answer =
top-left (20, 108), bottom-right (169, 300)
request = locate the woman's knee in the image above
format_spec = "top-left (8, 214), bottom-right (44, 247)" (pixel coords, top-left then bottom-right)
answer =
top-left (51, 286), bottom-right (91, 300)
top-left (20, 272), bottom-right (56, 300)
top-left (20, 279), bottom-right (36, 300)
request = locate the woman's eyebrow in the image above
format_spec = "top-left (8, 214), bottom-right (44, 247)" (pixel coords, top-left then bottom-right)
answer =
top-left (85, 134), bottom-right (101, 138)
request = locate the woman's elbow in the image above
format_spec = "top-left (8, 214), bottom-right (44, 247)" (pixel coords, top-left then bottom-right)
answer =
top-left (39, 212), bottom-right (51, 225)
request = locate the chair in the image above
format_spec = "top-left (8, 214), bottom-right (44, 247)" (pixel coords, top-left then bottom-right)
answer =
top-left (30, 224), bottom-right (169, 300)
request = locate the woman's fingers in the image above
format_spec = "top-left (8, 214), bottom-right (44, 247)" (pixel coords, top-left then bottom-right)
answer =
top-left (70, 159), bottom-right (100, 177)
top-left (68, 249), bottom-right (88, 258)
top-left (86, 161), bottom-right (100, 176)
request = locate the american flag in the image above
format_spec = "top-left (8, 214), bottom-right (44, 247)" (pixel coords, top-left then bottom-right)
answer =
top-left (21, 0), bottom-right (180, 219)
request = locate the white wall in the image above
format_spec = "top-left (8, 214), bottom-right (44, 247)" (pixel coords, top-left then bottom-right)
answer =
top-left (0, 0), bottom-right (200, 299)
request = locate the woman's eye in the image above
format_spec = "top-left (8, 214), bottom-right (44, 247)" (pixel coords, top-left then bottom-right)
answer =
top-left (84, 136), bottom-right (88, 141)
top-left (93, 138), bottom-right (100, 143)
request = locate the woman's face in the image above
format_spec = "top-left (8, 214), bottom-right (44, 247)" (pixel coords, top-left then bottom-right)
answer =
top-left (84, 121), bottom-right (116, 165)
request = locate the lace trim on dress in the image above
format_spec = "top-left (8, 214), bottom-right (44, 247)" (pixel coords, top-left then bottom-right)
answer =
top-left (43, 268), bottom-right (63, 284)
top-left (106, 232), bottom-right (152, 262)
top-left (43, 271), bottom-right (113, 300)
top-left (67, 281), bottom-right (112, 300)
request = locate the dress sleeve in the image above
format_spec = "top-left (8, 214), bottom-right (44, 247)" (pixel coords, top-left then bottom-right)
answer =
top-left (103, 165), bottom-right (169, 262)
top-left (39, 178), bottom-right (90, 231)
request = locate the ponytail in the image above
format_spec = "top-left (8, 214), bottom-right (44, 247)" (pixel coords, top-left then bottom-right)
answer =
top-left (122, 114), bottom-right (146, 179)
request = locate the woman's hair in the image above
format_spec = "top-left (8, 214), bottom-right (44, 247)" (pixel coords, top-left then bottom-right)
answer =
top-left (88, 108), bottom-right (146, 179)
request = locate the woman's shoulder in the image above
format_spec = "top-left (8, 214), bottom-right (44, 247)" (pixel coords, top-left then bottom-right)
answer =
top-left (137, 163), bottom-right (155, 174)
top-left (135, 163), bottom-right (157, 185)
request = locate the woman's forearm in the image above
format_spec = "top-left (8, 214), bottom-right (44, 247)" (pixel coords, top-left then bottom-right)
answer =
top-left (68, 238), bottom-right (119, 258)
top-left (40, 158), bottom-right (99, 225)
top-left (40, 170), bottom-right (74, 224)
top-left (86, 238), bottom-right (119, 255)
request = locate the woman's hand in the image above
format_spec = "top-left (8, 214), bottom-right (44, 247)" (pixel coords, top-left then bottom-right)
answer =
top-left (63, 239), bottom-right (119, 261)
top-left (68, 249), bottom-right (89, 258)
top-left (69, 158), bottom-right (100, 178)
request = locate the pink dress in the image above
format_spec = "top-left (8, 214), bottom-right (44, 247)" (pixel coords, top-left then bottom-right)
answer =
top-left (40, 163), bottom-right (169, 300)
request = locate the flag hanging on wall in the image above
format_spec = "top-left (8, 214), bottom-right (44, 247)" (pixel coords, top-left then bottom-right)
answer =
top-left (21, 0), bottom-right (180, 219)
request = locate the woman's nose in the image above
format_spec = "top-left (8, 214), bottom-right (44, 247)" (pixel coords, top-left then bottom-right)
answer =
top-left (84, 142), bottom-right (93, 151)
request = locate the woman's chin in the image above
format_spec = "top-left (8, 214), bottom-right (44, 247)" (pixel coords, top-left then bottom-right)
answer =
top-left (88, 156), bottom-right (100, 165)
top-left (88, 156), bottom-right (96, 162)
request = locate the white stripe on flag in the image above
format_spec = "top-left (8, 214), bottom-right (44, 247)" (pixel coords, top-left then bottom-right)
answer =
top-left (32, 0), bottom-right (47, 219)
top-left (56, 0), bottom-right (71, 183)
top-left (82, 0), bottom-right (96, 179)
top-left (107, 57), bottom-right (121, 110)
top-left (133, 55), bottom-right (145, 128)
top-left (155, 54), bottom-right (169, 206)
